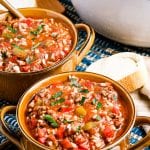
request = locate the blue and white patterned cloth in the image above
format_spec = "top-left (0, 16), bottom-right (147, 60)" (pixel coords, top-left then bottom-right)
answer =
top-left (0, 0), bottom-right (150, 149)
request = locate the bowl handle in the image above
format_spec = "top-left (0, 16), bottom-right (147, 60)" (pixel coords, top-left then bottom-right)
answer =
top-left (58, 23), bottom-right (95, 72)
top-left (0, 106), bottom-right (24, 150)
top-left (120, 116), bottom-right (150, 150)
top-left (75, 23), bottom-right (95, 65)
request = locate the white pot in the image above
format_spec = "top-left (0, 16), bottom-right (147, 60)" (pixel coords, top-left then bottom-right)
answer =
top-left (71, 0), bottom-right (150, 47)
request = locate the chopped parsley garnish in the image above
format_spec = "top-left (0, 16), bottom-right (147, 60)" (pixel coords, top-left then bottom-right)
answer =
top-left (69, 77), bottom-right (80, 87)
top-left (32, 42), bottom-right (41, 50)
top-left (1, 52), bottom-right (8, 59)
top-left (25, 56), bottom-right (32, 64)
top-left (3, 33), bottom-right (13, 39)
top-left (1, 51), bottom-right (7, 59)
top-left (51, 32), bottom-right (58, 37)
top-left (92, 98), bottom-right (97, 105)
top-left (52, 91), bottom-right (63, 99)
top-left (79, 89), bottom-right (89, 93)
top-left (112, 94), bottom-right (118, 101)
top-left (79, 96), bottom-right (86, 105)
top-left (96, 102), bottom-right (102, 110)
top-left (12, 44), bottom-right (23, 50)
top-left (44, 114), bottom-right (58, 128)
top-left (50, 98), bottom-right (65, 106)
top-left (7, 25), bottom-right (17, 33)
top-left (92, 98), bottom-right (102, 110)
top-left (76, 126), bottom-right (81, 132)
top-left (17, 35), bottom-right (24, 39)
top-left (63, 119), bottom-right (74, 124)
top-left (30, 24), bottom-right (44, 36)
top-left (95, 115), bottom-right (101, 121)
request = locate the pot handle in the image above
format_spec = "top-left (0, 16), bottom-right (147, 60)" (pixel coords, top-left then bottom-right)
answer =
top-left (75, 23), bottom-right (95, 65)
top-left (120, 116), bottom-right (150, 150)
top-left (0, 106), bottom-right (25, 150)
top-left (59, 23), bottom-right (95, 72)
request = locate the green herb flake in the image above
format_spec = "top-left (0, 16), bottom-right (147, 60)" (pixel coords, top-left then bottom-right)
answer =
top-left (50, 98), bottom-right (65, 106)
top-left (1, 51), bottom-right (7, 59)
top-left (76, 125), bottom-right (81, 132)
top-left (7, 25), bottom-right (17, 34)
top-left (63, 119), bottom-right (73, 124)
top-left (52, 91), bottom-right (63, 99)
top-left (31, 37), bottom-right (36, 41)
top-left (25, 56), bottom-right (32, 64)
top-left (96, 102), bottom-right (102, 110)
top-left (3, 33), bottom-right (13, 39)
top-left (32, 42), bottom-right (41, 50)
top-left (92, 98), bottom-right (97, 105)
top-left (79, 96), bottom-right (86, 105)
top-left (30, 31), bottom-right (38, 36)
top-left (112, 94), bottom-right (118, 101)
top-left (95, 115), bottom-right (101, 121)
top-left (30, 24), bottom-right (44, 36)
top-left (44, 114), bottom-right (58, 128)
top-left (69, 77), bottom-right (80, 87)
top-left (17, 35), bottom-right (24, 39)
top-left (80, 89), bottom-right (89, 93)
top-left (12, 44), bottom-right (23, 50)
top-left (51, 32), bottom-right (58, 37)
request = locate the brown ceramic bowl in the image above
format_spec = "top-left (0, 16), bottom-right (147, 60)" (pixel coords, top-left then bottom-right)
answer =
top-left (0, 72), bottom-right (149, 149)
top-left (0, 8), bottom-right (95, 103)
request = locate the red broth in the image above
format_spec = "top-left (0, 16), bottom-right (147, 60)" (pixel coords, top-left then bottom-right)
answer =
top-left (0, 18), bottom-right (72, 72)
top-left (26, 75), bottom-right (126, 149)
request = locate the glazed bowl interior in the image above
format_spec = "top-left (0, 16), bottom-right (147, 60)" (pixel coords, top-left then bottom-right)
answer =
top-left (17, 72), bottom-right (136, 149)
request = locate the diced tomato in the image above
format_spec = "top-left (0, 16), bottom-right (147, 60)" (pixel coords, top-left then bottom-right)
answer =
top-left (49, 83), bottom-right (62, 95)
top-left (75, 137), bottom-right (86, 145)
top-left (82, 80), bottom-right (93, 89)
top-left (21, 65), bottom-right (31, 72)
top-left (56, 126), bottom-right (65, 139)
top-left (29, 118), bottom-right (37, 129)
top-left (37, 128), bottom-right (47, 138)
top-left (60, 107), bottom-right (73, 113)
top-left (3, 42), bottom-right (11, 47)
top-left (50, 45), bottom-right (58, 52)
top-left (112, 107), bottom-right (120, 114)
top-left (77, 143), bottom-right (89, 150)
top-left (103, 126), bottom-right (115, 138)
top-left (84, 105), bottom-right (95, 122)
top-left (49, 134), bottom-right (56, 143)
top-left (75, 137), bottom-right (89, 150)
top-left (78, 146), bottom-right (88, 150)
top-left (26, 39), bottom-right (33, 47)
top-left (22, 19), bottom-right (32, 27)
top-left (60, 138), bottom-right (73, 149)
top-left (64, 99), bottom-right (72, 105)
top-left (38, 137), bottom-right (46, 144)
top-left (89, 141), bottom-right (95, 149)
top-left (9, 56), bottom-right (17, 63)
top-left (32, 63), bottom-right (43, 71)
top-left (0, 24), bottom-right (4, 34)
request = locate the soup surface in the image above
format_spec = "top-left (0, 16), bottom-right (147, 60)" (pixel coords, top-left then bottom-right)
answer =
top-left (0, 18), bottom-right (72, 72)
top-left (26, 75), bottom-right (126, 149)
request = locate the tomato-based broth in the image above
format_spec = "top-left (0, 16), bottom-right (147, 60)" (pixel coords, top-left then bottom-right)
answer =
top-left (26, 76), bottom-right (127, 149)
top-left (0, 18), bottom-right (73, 72)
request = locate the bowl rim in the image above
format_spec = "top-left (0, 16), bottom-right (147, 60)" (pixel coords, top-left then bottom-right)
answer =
top-left (16, 71), bottom-right (136, 150)
top-left (0, 7), bottom-right (78, 75)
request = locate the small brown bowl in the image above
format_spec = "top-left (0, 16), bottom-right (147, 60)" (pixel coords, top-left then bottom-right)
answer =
top-left (0, 72), bottom-right (149, 149)
top-left (0, 8), bottom-right (95, 103)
